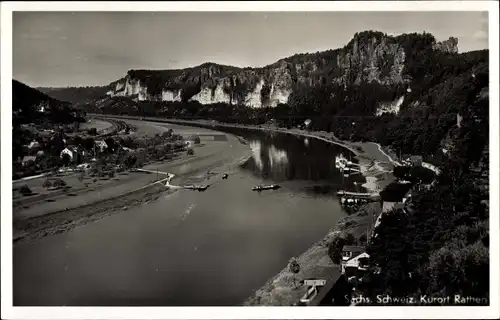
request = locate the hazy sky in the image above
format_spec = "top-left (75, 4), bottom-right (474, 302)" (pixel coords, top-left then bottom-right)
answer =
top-left (13, 11), bottom-right (489, 87)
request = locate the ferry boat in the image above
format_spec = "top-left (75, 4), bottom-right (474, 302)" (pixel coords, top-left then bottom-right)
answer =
top-left (184, 184), bottom-right (210, 191)
top-left (252, 184), bottom-right (281, 191)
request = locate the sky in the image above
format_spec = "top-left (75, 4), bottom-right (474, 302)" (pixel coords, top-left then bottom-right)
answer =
top-left (12, 11), bottom-right (489, 88)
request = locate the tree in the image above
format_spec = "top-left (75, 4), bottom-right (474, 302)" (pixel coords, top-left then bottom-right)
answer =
top-left (105, 137), bottom-right (116, 153)
top-left (71, 135), bottom-right (84, 148)
top-left (78, 172), bottom-right (85, 182)
top-left (83, 137), bottom-right (95, 152)
top-left (43, 179), bottom-right (53, 189)
top-left (345, 233), bottom-right (357, 245)
top-left (19, 184), bottom-right (32, 196)
top-left (426, 241), bottom-right (489, 300)
top-left (189, 135), bottom-right (201, 144)
top-left (289, 257), bottom-right (301, 274)
top-left (359, 234), bottom-right (368, 245)
top-left (161, 131), bottom-right (172, 139)
top-left (61, 153), bottom-right (71, 166)
top-left (187, 148), bottom-right (194, 156)
top-left (52, 178), bottom-right (67, 188)
top-left (327, 234), bottom-right (355, 264)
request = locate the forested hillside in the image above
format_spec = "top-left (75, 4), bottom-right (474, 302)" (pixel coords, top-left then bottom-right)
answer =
top-left (13, 80), bottom-right (84, 126)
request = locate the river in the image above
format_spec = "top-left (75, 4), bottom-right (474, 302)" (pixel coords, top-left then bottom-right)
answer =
top-left (13, 127), bottom-right (366, 306)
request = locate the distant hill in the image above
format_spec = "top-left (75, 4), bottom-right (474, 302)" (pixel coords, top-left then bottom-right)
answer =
top-left (37, 85), bottom-right (110, 105)
top-left (13, 79), bottom-right (84, 126)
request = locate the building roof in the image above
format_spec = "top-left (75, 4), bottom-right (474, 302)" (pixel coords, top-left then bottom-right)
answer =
top-left (342, 245), bottom-right (366, 253)
top-left (345, 252), bottom-right (370, 268)
top-left (28, 141), bottom-right (41, 149)
top-left (22, 155), bottom-right (37, 162)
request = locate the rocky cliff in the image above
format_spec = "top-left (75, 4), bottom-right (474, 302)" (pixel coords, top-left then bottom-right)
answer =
top-left (104, 31), bottom-right (458, 108)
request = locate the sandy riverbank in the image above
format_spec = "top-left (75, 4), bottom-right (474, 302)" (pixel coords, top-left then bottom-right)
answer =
top-left (151, 118), bottom-right (397, 192)
top-left (13, 120), bottom-right (253, 244)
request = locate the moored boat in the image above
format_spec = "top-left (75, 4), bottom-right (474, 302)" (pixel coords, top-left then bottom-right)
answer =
top-left (252, 184), bottom-right (281, 191)
top-left (184, 184), bottom-right (210, 191)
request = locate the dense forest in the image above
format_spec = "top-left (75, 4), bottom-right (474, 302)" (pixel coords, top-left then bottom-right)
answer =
top-left (365, 83), bottom-right (489, 304)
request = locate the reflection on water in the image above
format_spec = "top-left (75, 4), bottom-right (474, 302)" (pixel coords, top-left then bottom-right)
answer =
top-left (268, 145), bottom-right (289, 168)
top-left (249, 141), bottom-right (264, 171)
top-left (240, 130), bottom-right (361, 186)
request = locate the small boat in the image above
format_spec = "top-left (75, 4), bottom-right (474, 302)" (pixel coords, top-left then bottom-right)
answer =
top-left (252, 184), bottom-right (281, 191)
top-left (184, 184), bottom-right (210, 191)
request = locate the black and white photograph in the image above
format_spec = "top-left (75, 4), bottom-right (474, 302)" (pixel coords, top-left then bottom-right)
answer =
top-left (1, 1), bottom-right (499, 319)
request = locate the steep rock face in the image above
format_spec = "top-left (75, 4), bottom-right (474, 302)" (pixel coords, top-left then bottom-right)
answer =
top-left (335, 35), bottom-right (406, 86)
top-left (433, 37), bottom-right (459, 54)
top-left (376, 95), bottom-right (405, 116)
top-left (105, 31), bottom-right (458, 108)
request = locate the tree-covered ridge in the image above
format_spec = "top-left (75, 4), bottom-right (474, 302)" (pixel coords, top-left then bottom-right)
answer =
top-left (37, 85), bottom-right (111, 105)
top-left (13, 80), bottom-right (84, 126)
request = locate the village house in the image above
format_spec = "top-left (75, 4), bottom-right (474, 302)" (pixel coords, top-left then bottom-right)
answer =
top-left (60, 147), bottom-right (75, 161)
top-left (343, 252), bottom-right (371, 279)
top-left (95, 140), bottom-right (108, 152)
top-left (381, 201), bottom-right (405, 213)
top-left (28, 140), bottom-right (41, 150)
top-left (76, 163), bottom-right (92, 171)
top-left (21, 155), bottom-right (37, 167)
top-left (304, 118), bottom-right (312, 129)
top-left (401, 155), bottom-right (423, 166)
top-left (60, 146), bottom-right (83, 163)
top-left (341, 245), bottom-right (365, 267)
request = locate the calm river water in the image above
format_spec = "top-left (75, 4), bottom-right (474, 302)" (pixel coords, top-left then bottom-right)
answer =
top-left (14, 127), bottom-right (366, 306)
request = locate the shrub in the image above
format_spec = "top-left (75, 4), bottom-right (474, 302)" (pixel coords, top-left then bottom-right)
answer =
top-left (108, 170), bottom-right (115, 178)
top-left (345, 233), bottom-right (357, 245)
top-left (87, 128), bottom-right (98, 136)
top-left (52, 178), bottom-right (67, 188)
top-left (328, 235), bottom-right (347, 264)
top-left (161, 131), bottom-right (172, 139)
top-left (359, 234), bottom-right (368, 245)
top-left (43, 179), bottom-right (53, 189)
top-left (193, 136), bottom-right (201, 144)
top-left (187, 148), bottom-right (194, 156)
top-left (19, 184), bottom-right (32, 196)
top-left (327, 232), bottom-right (358, 264)
top-left (289, 257), bottom-right (301, 274)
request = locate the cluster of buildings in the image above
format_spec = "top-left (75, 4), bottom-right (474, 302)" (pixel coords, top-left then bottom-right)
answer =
top-left (20, 137), bottom-right (110, 168)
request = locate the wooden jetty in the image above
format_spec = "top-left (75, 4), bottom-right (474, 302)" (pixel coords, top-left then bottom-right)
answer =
top-left (336, 190), bottom-right (379, 200)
